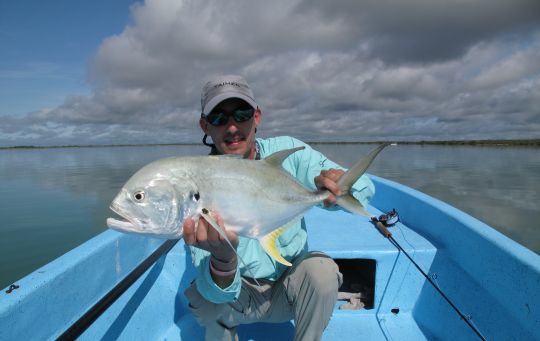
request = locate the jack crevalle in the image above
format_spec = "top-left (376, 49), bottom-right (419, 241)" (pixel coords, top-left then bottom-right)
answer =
top-left (107, 144), bottom-right (388, 266)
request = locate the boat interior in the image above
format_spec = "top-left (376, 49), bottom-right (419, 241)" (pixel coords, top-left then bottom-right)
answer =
top-left (1, 176), bottom-right (538, 340)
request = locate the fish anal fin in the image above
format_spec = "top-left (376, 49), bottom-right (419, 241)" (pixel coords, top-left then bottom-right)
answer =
top-left (259, 226), bottom-right (292, 267)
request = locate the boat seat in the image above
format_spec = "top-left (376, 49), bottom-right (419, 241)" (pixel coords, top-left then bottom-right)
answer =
top-left (305, 205), bottom-right (437, 258)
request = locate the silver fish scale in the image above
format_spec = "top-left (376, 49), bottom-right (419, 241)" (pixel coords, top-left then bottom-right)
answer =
top-left (183, 157), bottom-right (324, 237)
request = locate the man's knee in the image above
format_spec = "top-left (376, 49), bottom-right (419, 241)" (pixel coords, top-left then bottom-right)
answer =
top-left (293, 255), bottom-right (343, 296)
top-left (185, 282), bottom-right (241, 340)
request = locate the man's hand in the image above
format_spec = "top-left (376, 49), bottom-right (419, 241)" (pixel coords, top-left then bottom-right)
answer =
top-left (314, 168), bottom-right (345, 207)
top-left (184, 213), bottom-right (239, 288)
top-left (183, 212), bottom-right (238, 262)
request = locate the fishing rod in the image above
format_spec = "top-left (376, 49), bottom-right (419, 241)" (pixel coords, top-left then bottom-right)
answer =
top-left (371, 209), bottom-right (487, 341)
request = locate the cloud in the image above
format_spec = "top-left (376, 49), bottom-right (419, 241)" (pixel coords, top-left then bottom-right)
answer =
top-left (296, 0), bottom-right (540, 64)
top-left (1, 0), bottom-right (540, 147)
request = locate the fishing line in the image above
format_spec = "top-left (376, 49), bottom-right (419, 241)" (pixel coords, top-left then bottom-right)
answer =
top-left (371, 210), bottom-right (487, 341)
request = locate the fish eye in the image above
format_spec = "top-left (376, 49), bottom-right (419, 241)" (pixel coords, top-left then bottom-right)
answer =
top-left (193, 192), bottom-right (200, 201)
top-left (133, 190), bottom-right (145, 202)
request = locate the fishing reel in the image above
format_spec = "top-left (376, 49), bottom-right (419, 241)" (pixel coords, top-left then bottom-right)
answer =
top-left (371, 209), bottom-right (400, 238)
top-left (377, 208), bottom-right (400, 227)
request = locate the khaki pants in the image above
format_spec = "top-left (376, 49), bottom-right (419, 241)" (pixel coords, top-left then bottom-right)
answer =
top-left (184, 252), bottom-right (343, 341)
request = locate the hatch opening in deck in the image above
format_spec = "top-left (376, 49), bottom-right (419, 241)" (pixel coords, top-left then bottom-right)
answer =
top-left (335, 258), bottom-right (376, 309)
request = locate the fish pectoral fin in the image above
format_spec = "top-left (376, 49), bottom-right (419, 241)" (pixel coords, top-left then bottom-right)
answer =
top-left (199, 209), bottom-right (237, 251)
top-left (199, 208), bottom-right (261, 285)
top-left (259, 227), bottom-right (292, 267)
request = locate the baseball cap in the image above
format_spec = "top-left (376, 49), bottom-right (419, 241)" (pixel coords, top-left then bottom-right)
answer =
top-left (201, 75), bottom-right (258, 115)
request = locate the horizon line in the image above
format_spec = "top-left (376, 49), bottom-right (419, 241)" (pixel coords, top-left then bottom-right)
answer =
top-left (1, 138), bottom-right (539, 150)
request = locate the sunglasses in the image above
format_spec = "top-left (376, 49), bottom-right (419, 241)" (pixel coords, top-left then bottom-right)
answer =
top-left (203, 107), bottom-right (255, 126)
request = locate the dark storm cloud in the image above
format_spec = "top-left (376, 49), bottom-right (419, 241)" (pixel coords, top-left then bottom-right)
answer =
top-left (294, 0), bottom-right (540, 64)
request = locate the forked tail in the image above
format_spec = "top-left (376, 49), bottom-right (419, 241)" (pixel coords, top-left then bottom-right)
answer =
top-left (335, 143), bottom-right (389, 216)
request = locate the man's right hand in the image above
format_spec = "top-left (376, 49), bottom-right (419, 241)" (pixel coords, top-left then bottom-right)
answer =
top-left (183, 213), bottom-right (238, 263)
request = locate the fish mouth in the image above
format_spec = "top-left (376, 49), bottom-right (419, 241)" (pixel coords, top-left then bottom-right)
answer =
top-left (107, 202), bottom-right (139, 230)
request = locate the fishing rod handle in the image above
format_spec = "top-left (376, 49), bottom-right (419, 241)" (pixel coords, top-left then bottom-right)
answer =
top-left (373, 219), bottom-right (392, 238)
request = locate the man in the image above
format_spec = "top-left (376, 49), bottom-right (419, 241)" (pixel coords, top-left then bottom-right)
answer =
top-left (183, 75), bottom-right (374, 340)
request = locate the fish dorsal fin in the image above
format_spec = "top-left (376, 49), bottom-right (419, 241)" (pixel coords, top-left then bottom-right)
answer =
top-left (258, 218), bottom-right (300, 267)
top-left (264, 147), bottom-right (305, 167)
top-left (337, 143), bottom-right (389, 192)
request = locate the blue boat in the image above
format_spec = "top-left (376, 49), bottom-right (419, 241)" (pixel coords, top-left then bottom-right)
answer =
top-left (1, 175), bottom-right (539, 340)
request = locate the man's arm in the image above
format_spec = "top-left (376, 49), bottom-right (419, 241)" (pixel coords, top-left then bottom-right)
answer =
top-left (184, 214), bottom-right (238, 288)
top-left (184, 214), bottom-right (243, 303)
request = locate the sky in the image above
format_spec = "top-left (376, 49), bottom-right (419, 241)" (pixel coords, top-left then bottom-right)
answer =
top-left (1, 0), bottom-right (539, 147)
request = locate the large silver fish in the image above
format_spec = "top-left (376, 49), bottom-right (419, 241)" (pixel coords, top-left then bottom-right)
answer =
top-left (107, 144), bottom-right (387, 266)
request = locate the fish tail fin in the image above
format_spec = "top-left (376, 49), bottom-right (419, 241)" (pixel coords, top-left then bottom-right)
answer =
top-left (335, 143), bottom-right (389, 217)
top-left (259, 227), bottom-right (292, 267)
top-left (199, 209), bottom-right (261, 286)
top-left (337, 143), bottom-right (389, 192)
top-left (336, 195), bottom-right (371, 217)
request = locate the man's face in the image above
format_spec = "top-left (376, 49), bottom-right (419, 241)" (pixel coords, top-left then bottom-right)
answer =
top-left (200, 98), bottom-right (261, 158)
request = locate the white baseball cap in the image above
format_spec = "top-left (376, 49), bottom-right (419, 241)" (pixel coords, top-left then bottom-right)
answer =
top-left (201, 75), bottom-right (258, 115)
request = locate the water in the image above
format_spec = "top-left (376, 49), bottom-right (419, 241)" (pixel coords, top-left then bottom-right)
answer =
top-left (1, 144), bottom-right (539, 289)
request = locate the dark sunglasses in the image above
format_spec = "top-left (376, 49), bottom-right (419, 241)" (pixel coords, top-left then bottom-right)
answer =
top-left (203, 107), bottom-right (255, 126)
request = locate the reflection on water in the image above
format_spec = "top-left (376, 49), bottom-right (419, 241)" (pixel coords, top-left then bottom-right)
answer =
top-left (0, 145), bottom-right (207, 289)
top-left (1, 143), bottom-right (539, 288)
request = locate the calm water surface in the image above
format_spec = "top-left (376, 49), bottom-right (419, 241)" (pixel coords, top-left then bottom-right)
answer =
top-left (1, 144), bottom-right (539, 289)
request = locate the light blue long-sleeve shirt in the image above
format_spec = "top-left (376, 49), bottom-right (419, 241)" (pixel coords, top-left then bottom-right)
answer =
top-left (190, 136), bottom-right (375, 304)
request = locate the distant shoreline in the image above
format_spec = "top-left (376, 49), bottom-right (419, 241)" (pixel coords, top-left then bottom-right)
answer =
top-left (1, 139), bottom-right (539, 150)
top-left (309, 139), bottom-right (540, 146)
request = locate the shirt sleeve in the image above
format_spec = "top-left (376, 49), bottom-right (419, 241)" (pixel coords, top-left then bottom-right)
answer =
top-left (189, 246), bottom-right (242, 304)
top-left (283, 137), bottom-right (375, 209)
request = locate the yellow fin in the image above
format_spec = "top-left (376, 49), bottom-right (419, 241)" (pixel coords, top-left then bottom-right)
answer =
top-left (259, 227), bottom-right (292, 267)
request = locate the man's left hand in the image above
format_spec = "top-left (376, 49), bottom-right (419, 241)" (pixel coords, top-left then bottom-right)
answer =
top-left (314, 168), bottom-right (345, 207)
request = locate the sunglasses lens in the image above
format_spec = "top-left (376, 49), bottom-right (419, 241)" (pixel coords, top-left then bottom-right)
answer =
top-left (206, 107), bottom-right (255, 126)
top-left (233, 108), bottom-right (254, 122)
top-left (206, 112), bottom-right (229, 126)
